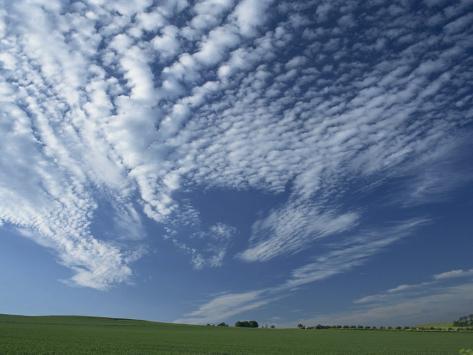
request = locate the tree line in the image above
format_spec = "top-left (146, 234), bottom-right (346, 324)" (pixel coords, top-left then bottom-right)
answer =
top-left (296, 323), bottom-right (473, 331)
top-left (454, 314), bottom-right (473, 327)
top-left (298, 324), bottom-right (416, 330)
top-left (205, 313), bottom-right (473, 331)
top-left (206, 320), bottom-right (269, 328)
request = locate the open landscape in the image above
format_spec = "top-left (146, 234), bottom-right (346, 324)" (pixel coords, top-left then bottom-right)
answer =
top-left (1, 0), bottom-right (473, 354)
top-left (1, 314), bottom-right (472, 354)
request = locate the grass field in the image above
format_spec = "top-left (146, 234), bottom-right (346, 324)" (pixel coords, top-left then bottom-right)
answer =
top-left (1, 314), bottom-right (472, 354)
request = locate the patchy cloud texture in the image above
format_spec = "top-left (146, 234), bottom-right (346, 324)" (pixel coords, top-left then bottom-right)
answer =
top-left (0, 0), bottom-right (472, 324)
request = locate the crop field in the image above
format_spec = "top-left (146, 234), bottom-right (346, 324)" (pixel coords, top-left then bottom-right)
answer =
top-left (1, 314), bottom-right (472, 354)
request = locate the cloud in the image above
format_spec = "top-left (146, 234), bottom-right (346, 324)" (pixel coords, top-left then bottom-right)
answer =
top-left (152, 26), bottom-right (181, 61)
top-left (177, 219), bottom-right (428, 322)
top-left (190, 0), bottom-right (235, 32)
top-left (239, 202), bottom-right (359, 262)
top-left (353, 281), bottom-right (435, 305)
top-left (353, 267), bottom-right (473, 306)
top-left (175, 289), bottom-right (270, 324)
top-left (192, 223), bottom-right (237, 269)
top-left (304, 267), bottom-right (473, 326)
top-left (232, 0), bottom-right (274, 37)
top-left (164, 213), bottom-right (237, 269)
top-left (282, 219), bottom-right (428, 289)
top-left (1, 0), bottom-right (472, 291)
top-left (304, 282), bottom-right (473, 327)
top-left (433, 269), bottom-right (473, 280)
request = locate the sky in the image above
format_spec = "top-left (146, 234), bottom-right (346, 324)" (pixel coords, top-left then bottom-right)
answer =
top-left (0, 0), bottom-right (472, 327)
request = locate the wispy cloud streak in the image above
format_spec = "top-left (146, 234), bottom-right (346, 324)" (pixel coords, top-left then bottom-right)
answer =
top-left (177, 219), bottom-right (427, 323)
top-left (302, 267), bottom-right (473, 326)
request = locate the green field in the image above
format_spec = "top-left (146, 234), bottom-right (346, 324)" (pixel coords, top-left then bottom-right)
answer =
top-left (1, 314), bottom-right (472, 354)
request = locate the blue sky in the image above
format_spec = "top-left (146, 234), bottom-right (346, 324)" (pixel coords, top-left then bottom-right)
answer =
top-left (0, 0), bottom-right (472, 326)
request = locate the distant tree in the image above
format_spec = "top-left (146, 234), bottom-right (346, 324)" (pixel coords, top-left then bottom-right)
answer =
top-left (217, 322), bottom-right (228, 327)
top-left (270, 325), bottom-right (275, 329)
top-left (249, 320), bottom-right (259, 328)
top-left (235, 320), bottom-right (258, 328)
top-left (297, 323), bottom-right (305, 329)
top-left (454, 313), bottom-right (473, 327)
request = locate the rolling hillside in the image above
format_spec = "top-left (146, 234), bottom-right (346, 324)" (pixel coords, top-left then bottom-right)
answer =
top-left (1, 314), bottom-right (473, 354)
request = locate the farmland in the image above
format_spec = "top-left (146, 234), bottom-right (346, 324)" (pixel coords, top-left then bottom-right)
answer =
top-left (0, 314), bottom-right (472, 354)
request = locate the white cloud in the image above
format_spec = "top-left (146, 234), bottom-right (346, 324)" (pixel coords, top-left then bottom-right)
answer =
top-left (152, 26), bottom-right (181, 60)
top-left (194, 26), bottom-right (240, 65)
top-left (305, 267), bottom-right (473, 326)
top-left (177, 219), bottom-right (428, 322)
top-left (304, 282), bottom-right (473, 326)
top-left (167, 219), bottom-right (237, 270)
top-left (190, 0), bottom-right (235, 31)
top-left (232, 0), bottom-right (274, 37)
top-left (282, 219), bottom-right (428, 289)
top-left (353, 267), bottom-right (473, 307)
top-left (1, 0), bottom-right (471, 291)
top-left (239, 202), bottom-right (359, 262)
top-left (120, 47), bottom-right (156, 102)
top-left (136, 11), bottom-right (166, 33)
top-left (434, 269), bottom-right (473, 280)
top-left (175, 290), bottom-right (269, 324)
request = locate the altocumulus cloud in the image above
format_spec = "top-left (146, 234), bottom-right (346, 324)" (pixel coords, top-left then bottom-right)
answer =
top-left (0, 0), bottom-right (472, 294)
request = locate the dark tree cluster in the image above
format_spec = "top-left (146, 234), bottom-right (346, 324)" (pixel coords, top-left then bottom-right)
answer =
top-left (454, 314), bottom-right (473, 327)
top-left (205, 322), bottom-right (228, 327)
top-left (235, 320), bottom-right (259, 328)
